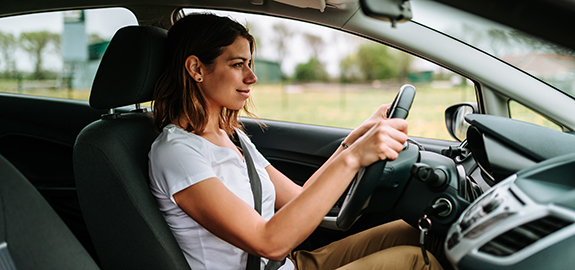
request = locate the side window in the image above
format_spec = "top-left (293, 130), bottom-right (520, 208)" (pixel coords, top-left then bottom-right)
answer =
top-left (0, 8), bottom-right (137, 100)
top-left (184, 9), bottom-right (476, 141)
top-left (509, 100), bottom-right (562, 131)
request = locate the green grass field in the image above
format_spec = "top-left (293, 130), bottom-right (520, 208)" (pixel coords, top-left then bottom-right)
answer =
top-left (1, 80), bottom-right (560, 141)
top-left (248, 83), bottom-right (476, 140)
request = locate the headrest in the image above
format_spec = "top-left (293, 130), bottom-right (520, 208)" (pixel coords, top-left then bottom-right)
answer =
top-left (90, 26), bottom-right (167, 110)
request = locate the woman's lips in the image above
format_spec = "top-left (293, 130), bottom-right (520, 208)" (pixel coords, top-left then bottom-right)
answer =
top-left (237, 89), bottom-right (250, 98)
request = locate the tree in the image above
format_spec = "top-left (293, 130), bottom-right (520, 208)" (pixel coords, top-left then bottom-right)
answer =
top-left (395, 51), bottom-right (413, 82)
top-left (294, 57), bottom-right (328, 82)
top-left (20, 31), bottom-right (60, 79)
top-left (271, 23), bottom-right (294, 80)
top-left (292, 33), bottom-right (329, 82)
top-left (339, 53), bottom-right (362, 83)
top-left (338, 42), bottom-right (413, 83)
top-left (88, 33), bottom-right (106, 44)
top-left (356, 43), bottom-right (397, 81)
top-left (0, 31), bottom-right (17, 78)
top-left (303, 33), bottom-right (323, 59)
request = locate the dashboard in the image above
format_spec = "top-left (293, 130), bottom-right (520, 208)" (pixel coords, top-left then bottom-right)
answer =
top-left (445, 152), bottom-right (575, 269)
top-left (445, 115), bottom-right (575, 269)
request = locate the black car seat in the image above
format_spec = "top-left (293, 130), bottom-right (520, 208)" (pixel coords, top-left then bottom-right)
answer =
top-left (0, 154), bottom-right (100, 270)
top-left (73, 26), bottom-right (190, 270)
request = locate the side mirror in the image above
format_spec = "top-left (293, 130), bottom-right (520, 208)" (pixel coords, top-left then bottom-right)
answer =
top-left (445, 102), bottom-right (478, 142)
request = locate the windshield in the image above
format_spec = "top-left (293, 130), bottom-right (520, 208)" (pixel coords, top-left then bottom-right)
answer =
top-left (411, 0), bottom-right (575, 98)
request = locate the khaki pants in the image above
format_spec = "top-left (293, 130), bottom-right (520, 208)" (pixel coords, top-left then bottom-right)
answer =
top-left (289, 220), bottom-right (448, 270)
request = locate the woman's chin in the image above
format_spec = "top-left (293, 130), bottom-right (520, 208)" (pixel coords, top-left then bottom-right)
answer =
top-left (225, 103), bottom-right (246, 111)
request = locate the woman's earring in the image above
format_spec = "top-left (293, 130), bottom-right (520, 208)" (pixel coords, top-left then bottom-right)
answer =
top-left (197, 77), bottom-right (203, 82)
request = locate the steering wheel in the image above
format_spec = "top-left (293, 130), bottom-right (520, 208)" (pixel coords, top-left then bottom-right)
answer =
top-left (336, 84), bottom-right (416, 231)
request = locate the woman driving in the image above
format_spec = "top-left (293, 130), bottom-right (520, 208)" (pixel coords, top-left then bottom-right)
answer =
top-left (149, 13), bottom-right (447, 270)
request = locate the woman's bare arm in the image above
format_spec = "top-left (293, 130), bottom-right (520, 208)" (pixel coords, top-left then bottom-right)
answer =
top-left (269, 104), bottom-right (397, 209)
top-left (174, 118), bottom-right (408, 260)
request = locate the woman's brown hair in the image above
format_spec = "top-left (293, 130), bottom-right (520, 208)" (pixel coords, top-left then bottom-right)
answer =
top-left (153, 13), bottom-right (257, 134)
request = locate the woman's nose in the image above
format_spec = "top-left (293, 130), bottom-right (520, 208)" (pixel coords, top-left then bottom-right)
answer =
top-left (244, 67), bottom-right (257, 84)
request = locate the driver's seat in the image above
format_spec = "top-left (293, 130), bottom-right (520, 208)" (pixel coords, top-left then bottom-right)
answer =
top-left (73, 26), bottom-right (190, 270)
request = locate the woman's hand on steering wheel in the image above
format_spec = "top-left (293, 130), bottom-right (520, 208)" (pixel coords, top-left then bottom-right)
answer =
top-left (336, 85), bottom-right (416, 231)
top-left (346, 118), bottom-right (409, 168)
top-left (344, 104), bottom-right (392, 146)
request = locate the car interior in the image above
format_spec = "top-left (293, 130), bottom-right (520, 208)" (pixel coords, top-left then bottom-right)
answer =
top-left (73, 25), bottom-right (191, 270)
top-left (1, 0), bottom-right (575, 269)
top-left (0, 154), bottom-right (99, 269)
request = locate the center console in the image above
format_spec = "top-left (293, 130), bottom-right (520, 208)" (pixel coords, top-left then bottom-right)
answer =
top-left (445, 153), bottom-right (575, 270)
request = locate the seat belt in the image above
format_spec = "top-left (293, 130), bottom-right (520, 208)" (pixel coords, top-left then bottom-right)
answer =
top-left (236, 132), bottom-right (286, 270)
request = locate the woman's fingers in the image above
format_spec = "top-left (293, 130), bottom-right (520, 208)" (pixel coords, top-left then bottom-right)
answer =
top-left (368, 104), bottom-right (391, 122)
top-left (389, 117), bottom-right (409, 134)
top-left (350, 118), bottom-right (409, 166)
top-left (377, 104), bottom-right (391, 120)
top-left (344, 104), bottom-right (394, 146)
top-left (376, 120), bottom-right (408, 160)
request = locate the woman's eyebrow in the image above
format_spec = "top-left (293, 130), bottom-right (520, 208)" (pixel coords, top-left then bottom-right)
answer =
top-left (227, 56), bottom-right (250, 61)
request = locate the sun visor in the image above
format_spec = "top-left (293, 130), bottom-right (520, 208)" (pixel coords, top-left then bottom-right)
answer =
top-left (272, 0), bottom-right (359, 11)
top-left (274, 0), bottom-right (326, 11)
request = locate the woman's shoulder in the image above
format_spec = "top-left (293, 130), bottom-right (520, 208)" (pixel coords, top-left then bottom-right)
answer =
top-left (152, 124), bottom-right (208, 154)
top-left (234, 127), bottom-right (251, 143)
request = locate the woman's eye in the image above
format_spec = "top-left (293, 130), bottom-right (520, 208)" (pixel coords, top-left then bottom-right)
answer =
top-left (234, 62), bottom-right (243, 67)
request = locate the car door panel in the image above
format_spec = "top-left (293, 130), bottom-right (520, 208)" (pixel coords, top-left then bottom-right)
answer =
top-left (243, 118), bottom-right (348, 186)
top-left (0, 95), bottom-right (104, 184)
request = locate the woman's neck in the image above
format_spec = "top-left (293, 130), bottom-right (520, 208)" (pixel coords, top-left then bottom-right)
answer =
top-left (173, 107), bottom-right (239, 155)
top-left (202, 105), bottom-right (223, 135)
top-left (173, 106), bottom-right (224, 136)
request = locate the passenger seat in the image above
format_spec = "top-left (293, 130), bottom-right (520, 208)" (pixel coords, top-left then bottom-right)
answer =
top-left (0, 154), bottom-right (99, 270)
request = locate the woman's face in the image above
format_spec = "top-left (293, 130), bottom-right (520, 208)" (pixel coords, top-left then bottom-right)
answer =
top-left (200, 36), bottom-right (257, 112)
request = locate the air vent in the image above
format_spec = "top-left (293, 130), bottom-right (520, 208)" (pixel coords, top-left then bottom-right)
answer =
top-left (479, 216), bottom-right (572, 256)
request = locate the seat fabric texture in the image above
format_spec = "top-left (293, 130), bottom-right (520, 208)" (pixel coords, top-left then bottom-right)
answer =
top-left (0, 154), bottom-right (100, 270)
top-left (73, 25), bottom-right (191, 270)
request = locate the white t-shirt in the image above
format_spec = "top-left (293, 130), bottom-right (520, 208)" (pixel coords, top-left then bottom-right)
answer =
top-left (149, 124), bottom-right (294, 270)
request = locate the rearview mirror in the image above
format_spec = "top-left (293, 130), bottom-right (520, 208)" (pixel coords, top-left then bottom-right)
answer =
top-left (445, 102), bottom-right (478, 142)
top-left (360, 0), bottom-right (412, 27)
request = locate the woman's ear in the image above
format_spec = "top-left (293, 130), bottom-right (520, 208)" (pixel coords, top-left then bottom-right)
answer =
top-left (185, 55), bottom-right (204, 83)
